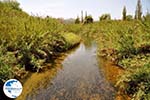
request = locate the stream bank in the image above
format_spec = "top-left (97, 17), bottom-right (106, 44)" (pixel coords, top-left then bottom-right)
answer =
top-left (17, 42), bottom-right (117, 100)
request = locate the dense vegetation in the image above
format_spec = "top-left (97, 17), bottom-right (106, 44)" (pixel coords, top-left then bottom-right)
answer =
top-left (64, 0), bottom-right (150, 99)
top-left (1, 0), bottom-right (150, 100)
top-left (65, 17), bottom-right (150, 100)
top-left (0, 1), bottom-right (80, 86)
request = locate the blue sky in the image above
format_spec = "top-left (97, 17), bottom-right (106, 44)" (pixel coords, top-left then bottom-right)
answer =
top-left (18, 0), bottom-right (150, 20)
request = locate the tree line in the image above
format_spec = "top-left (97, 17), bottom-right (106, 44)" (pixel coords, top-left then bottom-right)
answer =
top-left (75, 0), bottom-right (150, 24)
top-left (75, 11), bottom-right (94, 24)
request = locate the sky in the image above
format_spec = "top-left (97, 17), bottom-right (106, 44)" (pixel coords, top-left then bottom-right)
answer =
top-left (17, 0), bottom-right (150, 20)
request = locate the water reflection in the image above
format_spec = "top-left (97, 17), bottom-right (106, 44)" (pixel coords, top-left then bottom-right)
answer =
top-left (17, 42), bottom-right (116, 100)
top-left (16, 54), bottom-right (68, 100)
top-left (83, 36), bottom-right (94, 49)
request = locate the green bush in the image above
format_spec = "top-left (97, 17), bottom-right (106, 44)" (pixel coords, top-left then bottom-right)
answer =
top-left (126, 15), bottom-right (133, 21)
top-left (84, 15), bottom-right (93, 24)
top-left (117, 29), bottom-right (136, 58)
top-left (143, 12), bottom-right (150, 21)
top-left (75, 16), bottom-right (80, 24)
top-left (0, 46), bottom-right (15, 84)
top-left (0, 0), bottom-right (81, 83)
top-left (64, 16), bottom-right (150, 100)
top-left (116, 63), bottom-right (150, 100)
top-left (99, 14), bottom-right (111, 21)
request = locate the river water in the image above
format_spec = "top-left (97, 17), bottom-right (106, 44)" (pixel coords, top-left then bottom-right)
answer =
top-left (17, 42), bottom-right (116, 100)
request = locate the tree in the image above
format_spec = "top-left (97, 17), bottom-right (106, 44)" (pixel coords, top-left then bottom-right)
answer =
top-left (81, 10), bottom-right (83, 23)
top-left (126, 15), bottom-right (133, 21)
top-left (99, 14), bottom-right (111, 21)
top-left (122, 6), bottom-right (127, 20)
top-left (75, 16), bottom-right (80, 24)
top-left (143, 11), bottom-right (150, 21)
top-left (3, 0), bottom-right (21, 11)
top-left (84, 15), bottom-right (93, 24)
top-left (85, 11), bottom-right (87, 19)
top-left (135, 0), bottom-right (142, 20)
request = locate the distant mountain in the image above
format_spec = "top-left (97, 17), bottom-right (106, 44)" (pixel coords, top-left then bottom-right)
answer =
top-left (57, 18), bottom-right (75, 24)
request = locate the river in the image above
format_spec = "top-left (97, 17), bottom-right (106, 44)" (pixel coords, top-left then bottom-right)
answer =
top-left (17, 42), bottom-right (117, 100)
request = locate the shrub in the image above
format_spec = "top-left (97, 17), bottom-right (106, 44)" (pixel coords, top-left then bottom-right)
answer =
top-left (75, 16), bottom-right (80, 24)
top-left (116, 29), bottom-right (136, 58)
top-left (143, 12), bottom-right (150, 21)
top-left (84, 15), bottom-right (93, 24)
top-left (126, 15), bottom-right (133, 21)
top-left (99, 14), bottom-right (111, 21)
top-left (116, 63), bottom-right (150, 100)
top-left (0, 46), bottom-right (15, 84)
top-left (0, 1), bottom-right (81, 82)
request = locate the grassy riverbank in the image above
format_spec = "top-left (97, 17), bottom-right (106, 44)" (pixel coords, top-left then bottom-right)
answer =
top-left (66, 19), bottom-right (150, 99)
top-left (0, 1), bottom-right (80, 88)
top-left (1, 1), bottom-right (150, 100)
